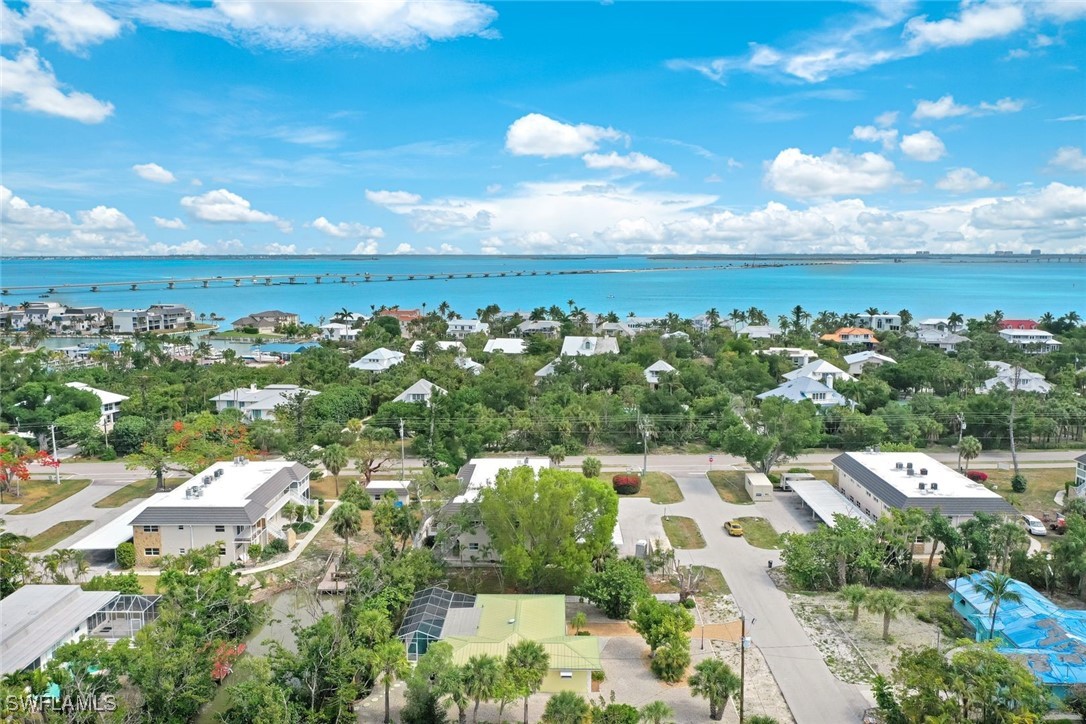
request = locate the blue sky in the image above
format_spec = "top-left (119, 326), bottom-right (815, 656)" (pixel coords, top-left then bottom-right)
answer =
top-left (2, 0), bottom-right (1084, 256)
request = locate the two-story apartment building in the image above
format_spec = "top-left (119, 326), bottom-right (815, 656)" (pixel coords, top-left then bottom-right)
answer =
top-left (319, 322), bottom-right (359, 342)
top-left (66, 382), bottom-right (129, 428)
top-left (130, 459), bottom-right (311, 566)
top-left (447, 319), bottom-right (489, 340)
top-left (112, 304), bottom-right (193, 333)
top-left (210, 384), bottom-right (318, 421)
top-left (998, 329), bottom-right (1062, 354)
top-left (857, 313), bottom-right (902, 333)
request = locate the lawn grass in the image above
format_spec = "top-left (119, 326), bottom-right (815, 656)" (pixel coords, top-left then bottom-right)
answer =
top-left (978, 466), bottom-right (1075, 516)
top-left (93, 477), bottom-right (185, 508)
top-left (5, 478), bottom-right (91, 514)
top-left (26, 520), bottom-right (92, 551)
top-left (737, 517), bottom-right (781, 549)
top-left (634, 472), bottom-right (684, 504)
top-left (137, 575), bottom-right (160, 594)
top-left (693, 566), bottom-right (730, 595)
top-left (307, 474), bottom-right (363, 500)
top-left (662, 516), bottom-right (706, 549)
top-left (706, 471), bottom-right (753, 504)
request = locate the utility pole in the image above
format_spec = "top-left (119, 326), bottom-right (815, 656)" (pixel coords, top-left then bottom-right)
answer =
top-left (49, 424), bottom-right (60, 484)
top-left (956, 413), bottom-right (967, 471)
top-left (637, 412), bottom-right (649, 477)
top-left (739, 612), bottom-right (746, 724)
top-left (399, 418), bottom-right (406, 480)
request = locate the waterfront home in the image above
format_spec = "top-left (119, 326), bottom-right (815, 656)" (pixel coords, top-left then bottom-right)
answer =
top-left (0, 586), bottom-right (159, 675)
top-left (394, 379), bottom-right (447, 406)
top-left (756, 377), bottom-right (851, 408)
top-left (112, 304), bottom-right (193, 334)
top-left (762, 347), bottom-right (819, 367)
top-left (56, 305), bottom-right (108, 333)
top-left (998, 328), bottom-right (1062, 354)
top-left (912, 328), bottom-right (969, 353)
top-left (560, 336), bottom-right (620, 357)
top-left (783, 359), bottom-right (853, 387)
top-left (857, 312), bottom-right (901, 333)
top-left (66, 381), bottom-right (128, 429)
top-left (349, 347), bottom-right (405, 373)
top-left (378, 308), bottom-right (422, 324)
top-left (843, 350), bottom-right (897, 376)
top-left (410, 340), bottom-right (467, 356)
top-left (130, 459), bottom-right (311, 566)
top-left (252, 342), bottom-right (319, 362)
top-left (319, 322), bottom-right (359, 342)
top-left (833, 452), bottom-right (1014, 530)
top-left (977, 361), bottom-right (1053, 394)
top-left (820, 326), bottom-right (878, 347)
top-left (483, 338), bottom-right (526, 354)
top-left (998, 319), bottom-right (1039, 331)
top-left (515, 319), bottom-right (562, 337)
top-left (231, 310), bottom-right (299, 333)
top-left (446, 319), bottom-right (489, 340)
top-left (210, 384), bottom-right (318, 421)
top-left (644, 360), bottom-right (677, 387)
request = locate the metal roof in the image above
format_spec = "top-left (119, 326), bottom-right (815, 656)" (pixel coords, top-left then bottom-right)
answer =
top-left (1076, 453), bottom-right (1086, 466)
top-left (68, 493), bottom-right (170, 550)
top-left (788, 479), bottom-right (874, 527)
top-left (0, 586), bottom-right (118, 674)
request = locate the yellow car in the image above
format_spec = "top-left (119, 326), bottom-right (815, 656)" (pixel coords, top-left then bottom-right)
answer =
top-left (725, 520), bottom-right (744, 537)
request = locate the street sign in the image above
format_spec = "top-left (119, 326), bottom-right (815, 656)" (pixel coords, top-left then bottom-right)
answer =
top-left (709, 456), bottom-right (714, 463)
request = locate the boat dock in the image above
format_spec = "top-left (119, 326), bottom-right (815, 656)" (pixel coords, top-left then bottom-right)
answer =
top-left (316, 553), bottom-right (349, 595)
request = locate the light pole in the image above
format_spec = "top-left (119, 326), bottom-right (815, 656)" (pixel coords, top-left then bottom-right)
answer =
top-left (399, 418), bottom-right (405, 480)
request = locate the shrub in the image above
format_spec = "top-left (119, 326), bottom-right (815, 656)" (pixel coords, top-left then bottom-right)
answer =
top-left (681, 597), bottom-right (696, 609)
top-left (116, 542), bottom-right (135, 569)
top-left (241, 325), bottom-right (259, 334)
top-left (263, 538), bottom-right (289, 559)
top-left (99, 447), bottom-right (116, 461)
top-left (787, 467), bottom-right (809, 474)
top-left (1011, 474), bottom-right (1028, 493)
top-left (592, 703), bottom-right (639, 724)
top-left (650, 639), bottom-right (690, 682)
top-left (317, 497), bottom-right (326, 515)
top-left (247, 543), bottom-right (262, 561)
top-left (966, 470), bottom-right (989, 482)
top-left (582, 456), bottom-right (602, 479)
top-left (290, 522), bottom-right (314, 534)
top-left (612, 474), bottom-right (641, 495)
top-left (591, 670), bottom-right (605, 683)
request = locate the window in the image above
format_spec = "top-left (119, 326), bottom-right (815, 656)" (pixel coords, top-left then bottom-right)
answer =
top-left (218, 546), bottom-right (227, 556)
top-left (144, 548), bottom-right (160, 556)
top-left (142, 525), bottom-right (158, 533)
top-left (467, 543), bottom-right (480, 551)
top-left (179, 548), bottom-right (186, 554)
top-left (560, 671), bottom-right (573, 679)
top-left (214, 525), bottom-right (226, 533)
top-left (178, 525), bottom-right (184, 530)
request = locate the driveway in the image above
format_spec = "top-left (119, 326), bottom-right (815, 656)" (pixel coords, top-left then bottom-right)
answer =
top-left (656, 472), bottom-right (871, 723)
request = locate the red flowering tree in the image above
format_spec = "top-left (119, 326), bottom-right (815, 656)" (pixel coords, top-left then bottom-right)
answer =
top-left (0, 445), bottom-right (50, 502)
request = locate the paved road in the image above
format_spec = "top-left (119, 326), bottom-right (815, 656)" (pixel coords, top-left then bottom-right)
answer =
top-left (662, 472), bottom-right (871, 724)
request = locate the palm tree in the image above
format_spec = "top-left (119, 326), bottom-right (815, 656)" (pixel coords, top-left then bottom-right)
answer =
top-left (463, 653), bottom-right (503, 723)
top-left (639, 700), bottom-right (673, 724)
top-left (1039, 312), bottom-right (1056, 330)
top-left (368, 638), bottom-right (410, 723)
top-left (529, 307), bottom-right (547, 321)
top-left (790, 304), bottom-right (810, 331)
top-left (941, 546), bottom-right (974, 594)
top-left (958, 435), bottom-right (981, 472)
top-left (1065, 310), bottom-right (1081, 326)
top-left (320, 444), bottom-right (348, 497)
top-left (865, 306), bottom-right (881, 316)
top-left (438, 301), bottom-right (451, 319)
top-left (839, 583), bottom-right (867, 621)
top-left (976, 570), bottom-right (1022, 642)
top-left (542, 691), bottom-right (591, 723)
top-left (704, 308), bottom-right (721, 329)
top-left (505, 640), bottom-right (549, 724)
top-left (330, 502), bottom-right (361, 554)
top-left (689, 658), bottom-right (740, 721)
top-left (865, 589), bottom-right (906, 642)
top-left (730, 308), bottom-right (746, 324)
top-left (947, 311), bottom-right (964, 330)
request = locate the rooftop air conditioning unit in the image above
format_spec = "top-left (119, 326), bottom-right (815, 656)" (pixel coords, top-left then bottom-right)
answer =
top-left (907, 467), bottom-right (914, 476)
top-left (203, 475), bottom-right (212, 485)
top-left (185, 487), bottom-right (194, 499)
top-left (906, 462), bottom-right (914, 470)
top-left (920, 468), bottom-right (928, 476)
top-left (896, 462), bottom-right (904, 470)
top-left (919, 482), bottom-right (926, 490)
top-left (931, 483), bottom-right (939, 491)
top-left (214, 468), bottom-right (224, 478)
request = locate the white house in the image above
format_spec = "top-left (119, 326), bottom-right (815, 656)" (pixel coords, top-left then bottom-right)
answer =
top-left (783, 359), bottom-right (853, 387)
top-left (484, 338), bottom-right (526, 354)
top-left (1074, 453), bottom-right (1086, 495)
top-left (916, 318), bottom-right (953, 332)
top-left (998, 329), bottom-right (1062, 354)
top-left (844, 351), bottom-right (897, 376)
top-left (832, 451), bottom-right (1015, 528)
top-left (857, 313), bottom-right (901, 333)
top-left (912, 329), bottom-right (969, 353)
top-left (977, 362), bottom-right (1053, 394)
top-left (757, 377), bottom-right (851, 408)
top-left (735, 324), bottom-right (781, 339)
top-left (595, 322), bottom-right (635, 337)
top-left (455, 357), bottom-right (484, 375)
top-left (763, 347), bottom-right (820, 367)
top-left (534, 359), bottom-right (562, 379)
top-left (65, 382), bottom-right (128, 428)
top-left (516, 320), bottom-right (562, 337)
top-left (210, 384), bottom-right (318, 421)
top-left (624, 316), bottom-right (664, 331)
top-left (130, 459), bottom-right (311, 566)
top-left (394, 379), bottom-right (447, 406)
top-left (560, 336), bottom-right (619, 357)
top-left (319, 322), bottom-right (359, 342)
top-left (112, 304), bottom-right (193, 334)
top-left (447, 319), bottom-right (490, 340)
top-left (350, 347), bottom-right (405, 372)
top-left (644, 360), bottom-right (677, 387)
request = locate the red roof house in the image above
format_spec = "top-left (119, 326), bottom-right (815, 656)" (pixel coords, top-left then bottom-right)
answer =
top-left (998, 319), bottom-right (1038, 330)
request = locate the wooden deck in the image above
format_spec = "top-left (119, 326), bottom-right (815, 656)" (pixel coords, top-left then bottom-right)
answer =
top-left (316, 554), bottom-right (349, 594)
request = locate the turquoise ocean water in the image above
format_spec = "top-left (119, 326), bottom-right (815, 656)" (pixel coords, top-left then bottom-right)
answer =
top-left (1, 256), bottom-right (1081, 323)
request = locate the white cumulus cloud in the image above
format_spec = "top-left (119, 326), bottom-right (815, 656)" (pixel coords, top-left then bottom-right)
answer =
top-left (4, 0), bottom-right (124, 52)
top-left (505, 113), bottom-right (625, 158)
top-left (582, 151), bottom-right (675, 177)
top-left (350, 240), bottom-right (379, 254)
top-left (264, 243), bottom-right (297, 254)
top-left (180, 188), bottom-right (289, 231)
top-left (851, 125), bottom-right (899, 150)
top-left (311, 216), bottom-right (384, 238)
top-left (1048, 146), bottom-right (1086, 172)
top-left (900, 131), bottom-right (946, 162)
top-left (392, 243), bottom-right (416, 254)
top-left (148, 239), bottom-right (208, 255)
top-left (365, 189), bottom-right (422, 206)
top-left (764, 148), bottom-right (904, 198)
top-left (905, 4), bottom-right (1025, 49)
top-left (0, 49), bottom-right (114, 123)
top-left (913, 95), bottom-right (970, 120)
top-left (0, 185), bottom-right (148, 255)
top-left (153, 216), bottom-right (187, 229)
top-left (936, 168), bottom-right (996, 193)
top-left (132, 163), bottom-right (177, 184)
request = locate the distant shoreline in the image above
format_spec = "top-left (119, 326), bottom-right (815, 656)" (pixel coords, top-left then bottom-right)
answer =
top-left (4, 253), bottom-right (1086, 262)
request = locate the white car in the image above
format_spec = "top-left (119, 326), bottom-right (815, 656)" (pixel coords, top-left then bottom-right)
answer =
top-left (1022, 515), bottom-right (1047, 536)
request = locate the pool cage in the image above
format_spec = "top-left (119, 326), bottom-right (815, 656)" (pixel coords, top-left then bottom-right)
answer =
top-left (396, 586), bottom-right (476, 661)
top-left (88, 595), bottom-right (161, 642)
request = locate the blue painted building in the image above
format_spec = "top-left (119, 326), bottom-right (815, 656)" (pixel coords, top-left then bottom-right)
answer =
top-left (950, 572), bottom-right (1086, 696)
